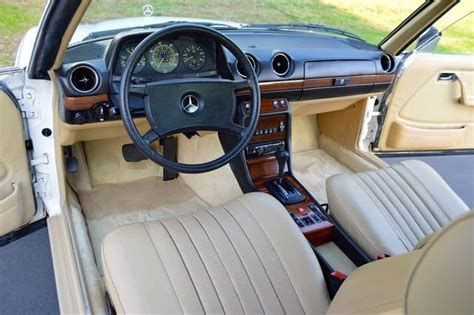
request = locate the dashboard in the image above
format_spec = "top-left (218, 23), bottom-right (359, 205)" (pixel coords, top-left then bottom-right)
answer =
top-left (58, 28), bottom-right (397, 126)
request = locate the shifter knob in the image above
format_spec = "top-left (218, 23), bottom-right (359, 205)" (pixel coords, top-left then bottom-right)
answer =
top-left (274, 149), bottom-right (289, 182)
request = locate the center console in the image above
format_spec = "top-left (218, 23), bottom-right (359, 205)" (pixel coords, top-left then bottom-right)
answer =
top-left (224, 97), bottom-right (335, 246)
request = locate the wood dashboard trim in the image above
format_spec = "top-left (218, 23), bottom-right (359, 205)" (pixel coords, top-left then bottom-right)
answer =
top-left (237, 74), bottom-right (395, 95)
top-left (303, 74), bottom-right (395, 89)
top-left (64, 94), bottom-right (109, 110)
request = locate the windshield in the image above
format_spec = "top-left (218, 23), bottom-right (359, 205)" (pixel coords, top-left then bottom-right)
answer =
top-left (78, 0), bottom-right (425, 44)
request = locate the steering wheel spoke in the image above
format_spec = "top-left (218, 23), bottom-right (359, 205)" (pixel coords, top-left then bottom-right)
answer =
top-left (129, 83), bottom-right (147, 96)
top-left (142, 129), bottom-right (160, 145)
top-left (233, 79), bottom-right (251, 92)
top-left (225, 122), bottom-right (247, 137)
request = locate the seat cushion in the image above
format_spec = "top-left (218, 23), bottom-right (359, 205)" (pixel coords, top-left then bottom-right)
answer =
top-left (327, 211), bottom-right (474, 315)
top-left (102, 192), bottom-right (330, 314)
top-left (327, 160), bottom-right (469, 259)
top-left (327, 250), bottom-right (422, 315)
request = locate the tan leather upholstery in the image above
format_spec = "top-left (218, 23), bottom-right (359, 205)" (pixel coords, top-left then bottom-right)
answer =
top-left (327, 250), bottom-right (422, 314)
top-left (0, 91), bottom-right (35, 236)
top-left (102, 192), bottom-right (330, 314)
top-left (328, 211), bottom-right (474, 315)
top-left (327, 160), bottom-right (469, 258)
top-left (405, 211), bottom-right (474, 315)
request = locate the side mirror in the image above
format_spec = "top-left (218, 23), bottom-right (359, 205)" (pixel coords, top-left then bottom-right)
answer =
top-left (416, 26), bottom-right (441, 52)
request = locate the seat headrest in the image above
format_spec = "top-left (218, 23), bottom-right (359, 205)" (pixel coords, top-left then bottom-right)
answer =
top-left (405, 211), bottom-right (473, 314)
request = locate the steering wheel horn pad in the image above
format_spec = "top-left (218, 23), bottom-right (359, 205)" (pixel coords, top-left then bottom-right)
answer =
top-left (119, 24), bottom-right (260, 174)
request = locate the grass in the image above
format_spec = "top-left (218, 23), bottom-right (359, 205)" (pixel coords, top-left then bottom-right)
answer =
top-left (0, 0), bottom-right (472, 67)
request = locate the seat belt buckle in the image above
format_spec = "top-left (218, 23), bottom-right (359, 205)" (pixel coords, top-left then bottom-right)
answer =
top-left (330, 271), bottom-right (347, 282)
top-left (377, 253), bottom-right (391, 260)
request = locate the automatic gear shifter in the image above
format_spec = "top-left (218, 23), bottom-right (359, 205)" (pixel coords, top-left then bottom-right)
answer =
top-left (275, 149), bottom-right (290, 183)
top-left (265, 149), bottom-right (305, 205)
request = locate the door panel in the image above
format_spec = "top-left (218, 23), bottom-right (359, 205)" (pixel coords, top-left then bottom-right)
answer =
top-left (0, 90), bottom-right (35, 235)
top-left (378, 53), bottom-right (474, 151)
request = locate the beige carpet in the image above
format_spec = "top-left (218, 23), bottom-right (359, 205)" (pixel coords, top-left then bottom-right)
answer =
top-left (79, 176), bottom-right (204, 219)
top-left (292, 149), bottom-right (352, 203)
top-left (78, 176), bottom-right (209, 272)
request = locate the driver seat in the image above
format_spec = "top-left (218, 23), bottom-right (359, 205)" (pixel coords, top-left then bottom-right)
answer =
top-left (101, 192), bottom-right (330, 313)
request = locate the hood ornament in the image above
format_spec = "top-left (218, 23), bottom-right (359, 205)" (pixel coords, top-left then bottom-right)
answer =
top-left (142, 4), bottom-right (154, 17)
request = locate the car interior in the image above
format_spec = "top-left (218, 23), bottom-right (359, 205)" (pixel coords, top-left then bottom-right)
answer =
top-left (0, 0), bottom-right (472, 313)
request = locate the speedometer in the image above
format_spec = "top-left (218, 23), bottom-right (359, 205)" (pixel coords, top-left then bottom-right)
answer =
top-left (119, 45), bottom-right (146, 74)
top-left (182, 44), bottom-right (206, 71)
top-left (149, 41), bottom-right (180, 74)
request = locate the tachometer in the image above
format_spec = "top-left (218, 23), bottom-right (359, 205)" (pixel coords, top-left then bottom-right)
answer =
top-left (149, 41), bottom-right (180, 74)
top-left (182, 44), bottom-right (207, 71)
top-left (119, 45), bottom-right (146, 74)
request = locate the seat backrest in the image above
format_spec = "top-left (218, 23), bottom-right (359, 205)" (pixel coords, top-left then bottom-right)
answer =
top-left (405, 211), bottom-right (473, 314)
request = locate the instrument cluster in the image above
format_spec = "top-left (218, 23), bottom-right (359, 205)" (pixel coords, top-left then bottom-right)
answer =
top-left (114, 36), bottom-right (217, 80)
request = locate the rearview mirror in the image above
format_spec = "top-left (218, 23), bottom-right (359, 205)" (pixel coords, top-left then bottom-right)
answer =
top-left (416, 26), bottom-right (441, 52)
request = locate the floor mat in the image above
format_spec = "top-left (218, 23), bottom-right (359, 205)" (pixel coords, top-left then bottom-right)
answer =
top-left (79, 176), bottom-right (209, 272)
top-left (79, 176), bottom-right (202, 219)
top-left (292, 149), bottom-right (352, 203)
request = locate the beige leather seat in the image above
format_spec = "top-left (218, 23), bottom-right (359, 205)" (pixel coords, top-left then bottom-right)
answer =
top-left (102, 192), bottom-right (330, 314)
top-left (327, 211), bottom-right (473, 314)
top-left (102, 192), bottom-right (472, 314)
top-left (326, 160), bottom-right (469, 259)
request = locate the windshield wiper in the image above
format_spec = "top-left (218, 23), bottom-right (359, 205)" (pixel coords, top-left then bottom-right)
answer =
top-left (84, 21), bottom-right (240, 41)
top-left (246, 23), bottom-right (364, 41)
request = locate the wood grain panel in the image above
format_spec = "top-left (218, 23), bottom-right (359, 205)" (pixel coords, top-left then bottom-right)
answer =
top-left (351, 74), bottom-right (395, 85)
top-left (303, 77), bottom-right (335, 89)
top-left (247, 156), bottom-right (280, 180)
top-left (64, 94), bottom-right (109, 110)
top-left (237, 80), bottom-right (304, 95)
top-left (237, 74), bottom-right (395, 95)
top-left (241, 98), bottom-right (288, 115)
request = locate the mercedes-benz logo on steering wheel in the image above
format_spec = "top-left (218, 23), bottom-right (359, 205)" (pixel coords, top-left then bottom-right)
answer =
top-left (181, 94), bottom-right (201, 114)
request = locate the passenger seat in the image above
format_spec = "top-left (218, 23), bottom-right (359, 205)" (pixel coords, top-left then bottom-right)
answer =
top-left (326, 160), bottom-right (469, 259)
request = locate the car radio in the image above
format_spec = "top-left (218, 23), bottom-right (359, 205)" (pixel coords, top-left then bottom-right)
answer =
top-left (246, 140), bottom-right (285, 157)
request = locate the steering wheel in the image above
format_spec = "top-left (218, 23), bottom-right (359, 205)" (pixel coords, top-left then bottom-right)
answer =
top-left (119, 24), bottom-right (260, 174)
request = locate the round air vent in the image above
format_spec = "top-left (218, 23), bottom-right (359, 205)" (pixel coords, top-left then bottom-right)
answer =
top-left (236, 54), bottom-right (258, 78)
top-left (272, 53), bottom-right (291, 76)
top-left (69, 65), bottom-right (100, 93)
top-left (380, 53), bottom-right (395, 73)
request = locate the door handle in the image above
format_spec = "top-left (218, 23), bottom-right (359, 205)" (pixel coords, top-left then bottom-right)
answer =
top-left (443, 73), bottom-right (474, 106)
top-left (438, 72), bottom-right (456, 81)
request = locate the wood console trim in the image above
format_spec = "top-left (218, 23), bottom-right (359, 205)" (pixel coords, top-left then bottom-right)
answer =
top-left (64, 94), bottom-right (109, 110)
top-left (247, 156), bottom-right (280, 180)
top-left (254, 174), bottom-right (334, 246)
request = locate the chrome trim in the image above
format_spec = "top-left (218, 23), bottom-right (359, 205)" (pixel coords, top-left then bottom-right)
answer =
top-left (271, 53), bottom-right (291, 76)
top-left (235, 53), bottom-right (257, 78)
top-left (69, 65), bottom-right (100, 94)
top-left (380, 53), bottom-right (394, 73)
